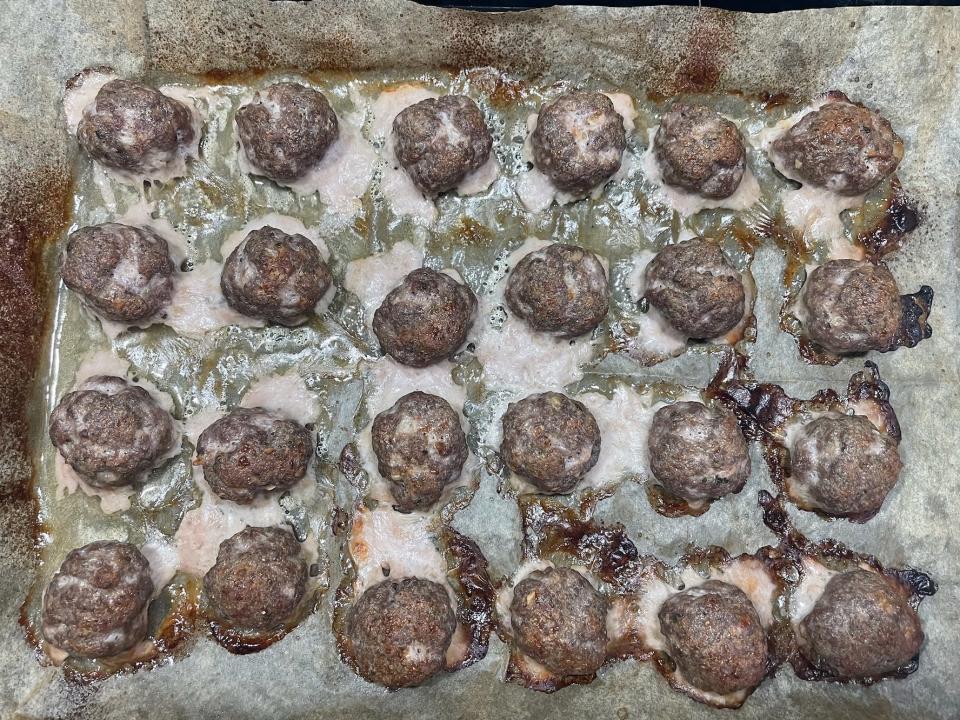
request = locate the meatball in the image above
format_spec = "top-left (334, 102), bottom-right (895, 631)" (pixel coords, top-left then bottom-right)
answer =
top-left (220, 226), bottom-right (332, 326)
top-left (644, 239), bottom-right (745, 339)
top-left (648, 401), bottom-right (751, 502)
top-left (345, 577), bottom-right (456, 688)
top-left (510, 567), bottom-right (608, 676)
top-left (42, 540), bottom-right (154, 659)
top-left (196, 407), bottom-right (312, 504)
top-left (392, 95), bottom-right (493, 195)
top-left (802, 260), bottom-right (901, 354)
top-left (203, 526), bottom-right (307, 629)
top-left (658, 580), bottom-right (768, 695)
top-left (505, 243), bottom-right (609, 337)
top-left (500, 392), bottom-right (601, 494)
top-left (236, 82), bottom-right (339, 183)
top-left (798, 569), bottom-right (923, 678)
top-left (372, 268), bottom-right (477, 368)
top-left (790, 414), bottom-right (901, 518)
top-left (371, 392), bottom-right (468, 512)
top-left (49, 375), bottom-right (176, 488)
top-left (76, 79), bottom-right (195, 176)
top-left (531, 91), bottom-right (627, 195)
top-left (654, 104), bottom-right (746, 199)
top-left (60, 223), bottom-right (175, 324)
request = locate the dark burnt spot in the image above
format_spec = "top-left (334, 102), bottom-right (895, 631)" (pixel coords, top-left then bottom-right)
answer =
top-left (441, 528), bottom-right (495, 670)
top-left (846, 361), bottom-right (901, 443)
top-left (883, 286), bottom-right (934, 352)
top-left (855, 181), bottom-right (920, 259)
top-left (893, 568), bottom-right (938, 602)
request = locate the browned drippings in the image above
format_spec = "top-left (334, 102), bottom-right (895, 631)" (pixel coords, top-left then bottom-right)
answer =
top-left (645, 484), bottom-right (712, 519)
top-left (441, 528), bottom-right (495, 671)
top-left (855, 180), bottom-right (921, 259)
top-left (885, 286), bottom-right (935, 352)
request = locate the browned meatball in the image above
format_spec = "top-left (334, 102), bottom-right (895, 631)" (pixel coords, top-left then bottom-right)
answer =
top-left (196, 407), bottom-right (312, 504)
top-left (203, 526), bottom-right (307, 629)
top-left (510, 567), bottom-right (608, 676)
top-left (803, 260), bottom-right (901, 354)
top-left (61, 223), bottom-right (175, 324)
top-left (345, 577), bottom-right (457, 688)
top-left (42, 540), bottom-right (154, 659)
top-left (372, 268), bottom-right (477, 368)
top-left (798, 570), bottom-right (923, 679)
top-left (392, 95), bottom-right (493, 194)
top-left (371, 391), bottom-right (468, 512)
top-left (505, 243), bottom-right (609, 338)
top-left (236, 82), bottom-right (339, 183)
top-left (76, 79), bottom-right (195, 175)
top-left (654, 104), bottom-right (746, 199)
top-left (500, 392), bottom-right (601, 494)
top-left (531, 92), bottom-right (627, 195)
top-left (644, 239), bottom-right (745, 339)
top-left (658, 580), bottom-right (768, 695)
top-left (648, 401), bottom-right (751, 502)
top-left (771, 101), bottom-right (902, 196)
top-left (220, 226), bottom-right (332, 326)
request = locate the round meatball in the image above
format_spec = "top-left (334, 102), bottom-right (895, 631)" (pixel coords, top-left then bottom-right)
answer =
top-left (648, 401), bottom-right (751, 502)
top-left (505, 243), bottom-right (609, 337)
top-left (500, 392), bottom-right (601, 494)
top-left (76, 79), bottom-right (195, 176)
top-left (798, 569), bottom-right (923, 678)
top-left (42, 540), bottom-right (154, 659)
top-left (510, 567), bottom-right (608, 676)
top-left (803, 260), bottom-right (901, 354)
top-left (49, 375), bottom-right (176, 488)
top-left (61, 223), bottom-right (175, 324)
top-left (221, 225), bottom-right (332, 326)
top-left (790, 414), bottom-right (901, 518)
top-left (371, 391), bottom-right (468, 512)
top-left (654, 104), bottom-right (746, 199)
top-left (345, 577), bottom-right (456, 688)
top-left (203, 526), bottom-right (307, 629)
top-left (531, 91), bottom-right (627, 195)
top-left (392, 95), bottom-right (493, 194)
top-left (644, 239), bottom-right (745, 339)
top-left (658, 580), bottom-right (768, 695)
top-left (372, 268), bottom-right (477, 368)
top-left (236, 82), bottom-right (339, 183)
top-left (196, 407), bottom-right (312, 504)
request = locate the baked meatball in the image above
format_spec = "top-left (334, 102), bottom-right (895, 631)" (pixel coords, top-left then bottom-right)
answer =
top-left (802, 260), bottom-right (901, 354)
top-left (531, 91), bottom-right (627, 195)
top-left (648, 401), bottom-right (751, 502)
top-left (345, 577), bottom-right (456, 688)
top-left (220, 225), bottom-right (332, 326)
top-left (76, 79), bottom-right (195, 176)
top-left (510, 567), bottom-right (608, 676)
top-left (392, 95), bottom-right (493, 195)
top-left (505, 243), bottom-right (609, 337)
top-left (203, 526), bottom-right (307, 629)
top-left (372, 268), bottom-right (477, 368)
top-left (500, 392), bottom-right (601, 494)
top-left (371, 391), bottom-right (468, 512)
top-left (61, 223), bottom-right (175, 324)
top-left (771, 101), bottom-right (902, 195)
top-left (236, 82), bottom-right (339, 183)
top-left (798, 570), bottom-right (923, 678)
top-left (42, 540), bottom-right (153, 659)
top-left (49, 375), bottom-right (176, 488)
top-left (790, 414), bottom-right (901, 518)
top-left (654, 104), bottom-right (746, 199)
top-left (644, 239), bottom-right (745, 339)
top-left (658, 580), bottom-right (768, 695)
top-left (196, 407), bottom-right (312, 504)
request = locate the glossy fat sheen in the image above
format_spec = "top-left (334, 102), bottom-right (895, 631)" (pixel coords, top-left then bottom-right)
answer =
top-left (392, 95), bottom-right (493, 194)
top-left (648, 401), bottom-right (751, 501)
top-left (798, 570), bottom-right (923, 678)
top-left (236, 82), bottom-right (339, 183)
top-left (41, 541), bottom-right (154, 659)
top-left (49, 375), bottom-right (176, 488)
top-left (505, 243), bottom-right (609, 338)
top-left (345, 577), bottom-right (456, 688)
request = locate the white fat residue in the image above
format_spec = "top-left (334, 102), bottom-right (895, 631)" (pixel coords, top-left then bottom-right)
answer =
top-left (165, 259), bottom-right (259, 338)
top-left (241, 370), bottom-right (320, 426)
top-left (63, 69), bottom-right (117, 134)
top-left (789, 556), bottom-right (838, 624)
top-left (622, 251), bottom-right (689, 365)
top-left (456, 152), bottom-right (500, 196)
top-left (139, 531), bottom-right (180, 593)
top-left (343, 240), bottom-right (425, 328)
